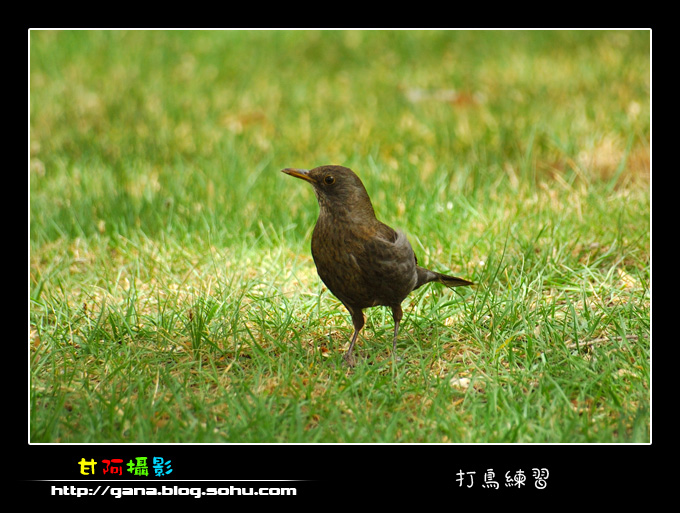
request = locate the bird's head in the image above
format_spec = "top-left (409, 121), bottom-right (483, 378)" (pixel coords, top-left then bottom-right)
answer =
top-left (281, 165), bottom-right (376, 220)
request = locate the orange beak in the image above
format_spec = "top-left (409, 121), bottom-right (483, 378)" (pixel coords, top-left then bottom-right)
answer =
top-left (281, 168), bottom-right (316, 185)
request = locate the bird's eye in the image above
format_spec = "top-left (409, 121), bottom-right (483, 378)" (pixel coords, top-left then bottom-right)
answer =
top-left (324, 175), bottom-right (335, 185)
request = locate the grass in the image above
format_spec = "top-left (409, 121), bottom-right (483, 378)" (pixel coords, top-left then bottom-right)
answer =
top-left (30, 30), bottom-right (650, 443)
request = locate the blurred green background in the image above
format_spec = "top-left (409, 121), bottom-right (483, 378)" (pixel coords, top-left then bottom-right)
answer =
top-left (30, 30), bottom-right (649, 246)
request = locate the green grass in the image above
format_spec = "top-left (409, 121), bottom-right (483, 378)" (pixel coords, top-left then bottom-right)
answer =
top-left (30, 30), bottom-right (650, 443)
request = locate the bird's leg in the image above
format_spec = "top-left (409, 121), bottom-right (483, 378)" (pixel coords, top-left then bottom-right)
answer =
top-left (344, 308), bottom-right (364, 367)
top-left (345, 328), bottom-right (360, 367)
top-left (391, 305), bottom-right (403, 358)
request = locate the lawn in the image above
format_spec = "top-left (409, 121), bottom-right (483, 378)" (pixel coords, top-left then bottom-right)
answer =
top-left (29, 30), bottom-right (650, 443)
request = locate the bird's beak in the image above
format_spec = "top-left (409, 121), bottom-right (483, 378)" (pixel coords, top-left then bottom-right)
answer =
top-left (281, 168), bottom-right (316, 184)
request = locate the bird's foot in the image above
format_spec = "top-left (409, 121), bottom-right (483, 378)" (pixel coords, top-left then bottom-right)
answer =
top-left (342, 352), bottom-right (357, 368)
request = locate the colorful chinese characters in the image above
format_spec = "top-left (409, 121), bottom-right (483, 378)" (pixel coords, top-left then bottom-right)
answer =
top-left (78, 457), bottom-right (173, 477)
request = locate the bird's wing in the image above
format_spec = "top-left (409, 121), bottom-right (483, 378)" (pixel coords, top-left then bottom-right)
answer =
top-left (350, 224), bottom-right (418, 303)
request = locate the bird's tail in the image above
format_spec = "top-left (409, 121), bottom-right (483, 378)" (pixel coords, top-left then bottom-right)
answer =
top-left (416, 266), bottom-right (474, 289)
top-left (436, 273), bottom-right (474, 288)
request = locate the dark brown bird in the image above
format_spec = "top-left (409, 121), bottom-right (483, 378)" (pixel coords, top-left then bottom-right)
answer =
top-left (282, 165), bottom-right (472, 365)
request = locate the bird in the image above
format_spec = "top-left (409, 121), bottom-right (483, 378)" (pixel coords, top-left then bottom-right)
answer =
top-left (281, 165), bottom-right (473, 366)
